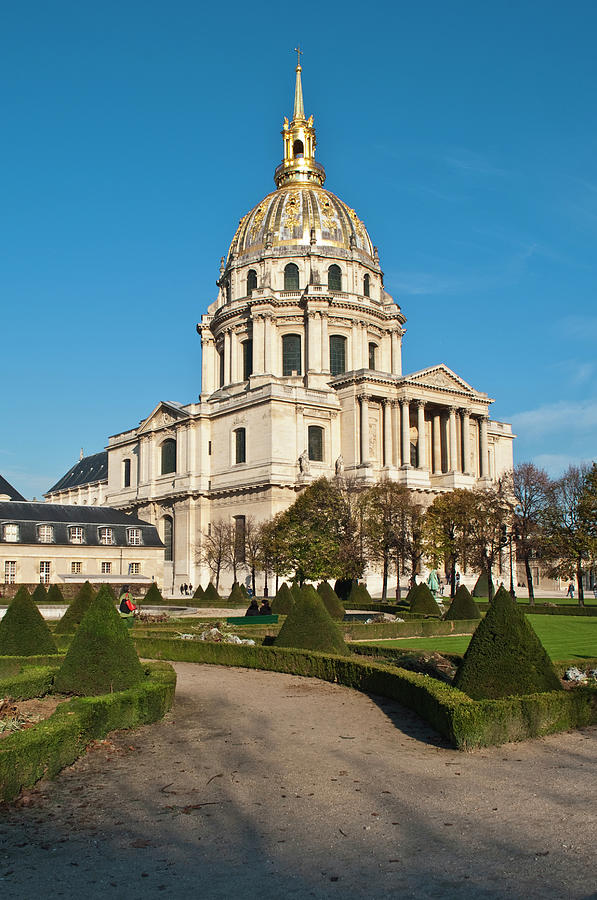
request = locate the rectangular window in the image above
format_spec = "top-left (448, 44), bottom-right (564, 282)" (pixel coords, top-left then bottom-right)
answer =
top-left (40, 561), bottom-right (51, 584)
top-left (71, 561), bottom-right (82, 574)
top-left (3, 524), bottom-right (19, 542)
top-left (368, 342), bottom-right (377, 370)
top-left (123, 458), bottom-right (131, 488)
top-left (282, 334), bottom-right (301, 376)
top-left (127, 528), bottom-right (142, 546)
top-left (242, 339), bottom-right (253, 381)
top-left (98, 527), bottom-right (114, 546)
top-left (101, 561), bottom-right (112, 574)
top-left (235, 428), bottom-right (246, 464)
top-left (128, 562), bottom-right (140, 575)
top-left (308, 425), bottom-right (324, 462)
top-left (69, 526), bottom-right (85, 545)
top-left (4, 561), bottom-right (16, 584)
top-left (329, 335), bottom-right (346, 376)
top-left (208, 441), bottom-right (212, 455)
top-left (234, 515), bottom-right (246, 564)
top-left (38, 524), bottom-right (54, 543)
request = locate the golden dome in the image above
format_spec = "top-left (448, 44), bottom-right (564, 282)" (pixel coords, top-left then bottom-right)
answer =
top-left (227, 185), bottom-right (375, 262)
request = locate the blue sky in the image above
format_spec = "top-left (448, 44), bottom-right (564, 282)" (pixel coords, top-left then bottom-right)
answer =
top-left (2, 0), bottom-right (596, 498)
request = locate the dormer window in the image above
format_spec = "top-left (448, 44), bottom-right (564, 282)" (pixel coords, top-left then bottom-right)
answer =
top-left (127, 527), bottom-right (142, 546)
top-left (69, 526), bottom-right (85, 544)
top-left (3, 523), bottom-right (19, 542)
top-left (98, 527), bottom-right (114, 546)
top-left (38, 525), bottom-right (54, 543)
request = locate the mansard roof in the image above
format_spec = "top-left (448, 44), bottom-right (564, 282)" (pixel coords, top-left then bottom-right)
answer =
top-left (46, 451), bottom-right (108, 495)
top-left (0, 475), bottom-right (26, 502)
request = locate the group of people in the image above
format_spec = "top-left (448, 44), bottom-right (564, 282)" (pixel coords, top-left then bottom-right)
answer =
top-left (245, 598), bottom-right (273, 616)
top-left (179, 583), bottom-right (194, 596)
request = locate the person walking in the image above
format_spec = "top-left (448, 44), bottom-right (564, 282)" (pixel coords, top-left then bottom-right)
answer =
top-left (567, 582), bottom-right (575, 599)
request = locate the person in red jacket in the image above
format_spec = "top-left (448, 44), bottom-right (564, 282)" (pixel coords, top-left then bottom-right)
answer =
top-left (118, 585), bottom-right (137, 616)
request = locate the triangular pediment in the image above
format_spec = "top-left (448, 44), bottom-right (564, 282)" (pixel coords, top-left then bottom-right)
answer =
top-left (405, 364), bottom-right (481, 395)
top-left (137, 401), bottom-right (188, 435)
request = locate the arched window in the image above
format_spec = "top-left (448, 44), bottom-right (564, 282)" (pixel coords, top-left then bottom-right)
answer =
top-left (284, 262), bottom-right (299, 290)
top-left (242, 339), bottom-right (253, 381)
top-left (219, 347), bottom-right (225, 387)
top-left (247, 269), bottom-right (257, 295)
top-left (363, 273), bottom-right (370, 297)
top-left (161, 438), bottom-right (176, 475)
top-left (163, 515), bottom-right (173, 562)
top-left (293, 139), bottom-right (304, 158)
top-left (235, 428), bottom-right (246, 464)
top-left (123, 458), bottom-right (131, 488)
top-left (368, 342), bottom-right (377, 370)
top-left (329, 335), bottom-right (346, 376)
top-left (328, 264), bottom-right (342, 292)
top-left (308, 425), bottom-right (324, 462)
top-left (282, 334), bottom-right (302, 376)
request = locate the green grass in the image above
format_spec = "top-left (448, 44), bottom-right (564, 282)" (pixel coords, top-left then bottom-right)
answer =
top-left (362, 615), bottom-right (597, 661)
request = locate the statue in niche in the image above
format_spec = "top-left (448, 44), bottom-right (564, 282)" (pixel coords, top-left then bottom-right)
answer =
top-left (335, 455), bottom-right (344, 477)
top-left (298, 450), bottom-right (310, 475)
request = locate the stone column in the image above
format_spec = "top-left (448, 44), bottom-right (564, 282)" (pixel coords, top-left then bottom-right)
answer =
top-left (432, 410), bottom-right (442, 474)
top-left (321, 313), bottom-right (330, 372)
top-left (400, 399), bottom-right (411, 467)
top-left (479, 416), bottom-right (489, 478)
top-left (416, 400), bottom-right (427, 469)
top-left (307, 311), bottom-right (321, 372)
top-left (361, 321), bottom-right (369, 369)
top-left (264, 315), bottom-right (273, 374)
top-left (200, 335), bottom-right (215, 395)
top-left (391, 400), bottom-right (401, 466)
top-left (391, 330), bottom-right (402, 375)
top-left (252, 315), bottom-right (264, 374)
top-left (351, 321), bottom-right (359, 370)
top-left (230, 329), bottom-right (239, 383)
top-left (360, 395), bottom-right (370, 465)
top-left (223, 329), bottom-right (232, 385)
top-left (382, 400), bottom-right (392, 468)
top-left (461, 408), bottom-right (471, 475)
top-left (449, 407), bottom-right (458, 472)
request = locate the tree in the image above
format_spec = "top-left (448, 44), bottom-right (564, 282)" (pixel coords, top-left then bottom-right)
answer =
top-left (404, 499), bottom-right (426, 593)
top-left (199, 521), bottom-right (228, 591)
top-left (360, 481), bottom-right (411, 601)
top-left (511, 462), bottom-right (551, 605)
top-left (467, 484), bottom-right (511, 602)
top-left (244, 516), bottom-right (263, 597)
top-left (543, 463), bottom-right (597, 605)
top-left (260, 515), bottom-right (292, 595)
top-left (423, 489), bottom-right (477, 597)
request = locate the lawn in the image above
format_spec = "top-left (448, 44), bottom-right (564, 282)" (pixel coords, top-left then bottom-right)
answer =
top-left (361, 615), bottom-right (597, 661)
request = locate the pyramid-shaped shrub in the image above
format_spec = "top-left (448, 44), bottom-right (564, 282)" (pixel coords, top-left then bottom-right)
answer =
top-left (317, 581), bottom-right (345, 619)
top-left (472, 572), bottom-right (494, 598)
top-left (203, 582), bottom-right (220, 605)
top-left (0, 586), bottom-right (57, 655)
top-left (275, 585), bottom-right (348, 654)
top-left (54, 584), bottom-right (144, 696)
top-left (271, 583), bottom-right (295, 615)
top-left (404, 583), bottom-right (417, 606)
top-left (240, 583), bottom-right (249, 598)
top-left (410, 583), bottom-right (441, 617)
top-left (143, 583), bottom-right (163, 604)
top-left (347, 582), bottom-right (372, 607)
top-left (193, 584), bottom-right (205, 600)
top-left (228, 582), bottom-right (245, 604)
top-left (32, 583), bottom-right (47, 604)
top-left (444, 585), bottom-right (481, 621)
top-left (46, 583), bottom-right (65, 604)
top-left (291, 582), bottom-right (302, 603)
top-left (55, 581), bottom-right (96, 634)
top-left (454, 585), bottom-right (563, 700)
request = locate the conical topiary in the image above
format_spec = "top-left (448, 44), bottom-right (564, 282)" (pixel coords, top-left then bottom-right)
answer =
top-left (347, 582), bottom-right (372, 608)
top-left (203, 582), bottom-right (220, 605)
top-left (275, 585), bottom-right (348, 654)
top-left (55, 581), bottom-right (96, 634)
top-left (333, 578), bottom-right (352, 605)
top-left (103, 583), bottom-right (117, 601)
top-left (46, 583), bottom-right (65, 604)
top-left (472, 572), bottom-right (494, 598)
top-left (143, 583), bottom-right (163, 604)
top-left (444, 585), bottom-right (481, 621)
top-left (0, 586), bottom-right (57, 655)
top-left (240, 583), bottom-right (249, 598)
top-left (271, 583), bottom-right (295, 615)
top-left (228, 582), bottom-right (245, 604)
top-left (410, 583), bottom-right (442, 617)
top-left (454, 585), bottom-right (563, 700)
top-left (193, 584), bottom-right (205, 600)
top-left (317, 581), bottom-right (345, 620)
top-left (32, 583), bottom-right (47, 604)
top-left (291, 582), bottom-right (302, 603)
top-left (54, 584), bottom-right (144, 696)
top-left (404, 582), bottom-right (418, 606)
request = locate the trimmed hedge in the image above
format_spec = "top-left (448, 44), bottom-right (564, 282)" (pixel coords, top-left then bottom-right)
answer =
top-left (474, 602), bottom-right (597, 617)
top-left (132, 637), bottom-right (597, 750)
top-left (228, 583), bottom-right (245, 604)
top-left (0, 587), bottom-right (57, 655)
top-left (271, 583), bottom-right (294, 615)
top-left (0, 665), bottom-right (58, 701)
top-left (0, 662), bottom-right (176, 803)
top-left (193, 584), bottom-right (205, 601)
top-left (317, 581), bottom-right (345, 620)
top-left (203, 583), bottom-right (221, 605)
top-left (143, 583), bottom-right (164, 604)
top-left (348, 582), bottom-right (372, 607)
top-left (275, 586), bottom-right (347, 654)
top-left (32, 584), bottom-right (48, 604)
top-left (46, 584), bottom-right (65, 604)
top-left (472, 573), bottom-right (494, 598)
top-left (0, 654), bottom-right (65, 677)
top-left (342, 618), bottom-right (478, 640)
top-left (445, 585), bottom-right (481, 621)
top-left (410, 583), bottom-right (442, 617)
top-left (55, 581), bottom-right (96, 634)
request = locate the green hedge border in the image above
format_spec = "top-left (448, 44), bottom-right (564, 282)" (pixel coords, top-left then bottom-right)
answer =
top-left (133, 637), bottom-right (597, 750)
top-left (343, 618), bottom-right (478, 640)
top-left (0, 662), bottom-right (176, 803)
top-left (0, 654), bottom-right (65, 678)
top-left (475, 602), bottom-right (597, 617)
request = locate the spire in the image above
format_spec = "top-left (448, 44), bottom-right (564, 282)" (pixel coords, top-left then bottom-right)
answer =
top-left (275, 51), bottom-right (326, 189)
top-left (293, 46), bottom-right (305, 122)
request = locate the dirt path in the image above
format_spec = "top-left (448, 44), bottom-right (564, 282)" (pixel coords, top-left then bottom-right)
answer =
top-left (1, 663), bottom-right (596, 899)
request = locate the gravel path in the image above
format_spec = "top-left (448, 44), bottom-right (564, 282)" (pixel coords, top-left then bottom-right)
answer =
top-left (1, 662), bottom-right (596, 899)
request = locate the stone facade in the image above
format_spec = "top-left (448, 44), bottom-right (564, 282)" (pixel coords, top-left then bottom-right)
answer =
top-left (45, 62), bottom-right (514, 595)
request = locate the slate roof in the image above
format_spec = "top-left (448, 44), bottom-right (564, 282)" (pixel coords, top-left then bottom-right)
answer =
top-left (46, 451), bottom-right (108, 495)
top-left (0, 502), bottom-right (163, 548)
top-left (0, 475), bottom-right (26, 502)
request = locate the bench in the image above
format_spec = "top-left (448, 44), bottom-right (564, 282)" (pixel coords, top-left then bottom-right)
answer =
top-left (226, 615), bottom-right (279, 625)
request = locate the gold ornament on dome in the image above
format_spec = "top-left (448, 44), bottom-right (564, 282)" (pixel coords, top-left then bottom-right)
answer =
top-left (347, 207), bottom-right (366, 241)
top-left (319, 195), bottom-right (338, 232)
top-left (283, 191), bottom-right (302, 230)
top-left (249, 204), bottom-right (267, 240)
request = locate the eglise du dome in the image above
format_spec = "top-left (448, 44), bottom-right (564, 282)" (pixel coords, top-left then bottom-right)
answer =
top-left (45, 60), bottom-right (514, 593)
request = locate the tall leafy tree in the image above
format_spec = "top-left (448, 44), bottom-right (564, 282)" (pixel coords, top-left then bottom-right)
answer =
top-left (468, 485), bottom-right (511, 601)
top-left (199, 521), bottom-right (228, 591)
top-left (511, 462), bottom-right (551, 605)
top-left (361, 481), bottom-right (411, 601)
top-left (423, 489), bottom-right (477, 597)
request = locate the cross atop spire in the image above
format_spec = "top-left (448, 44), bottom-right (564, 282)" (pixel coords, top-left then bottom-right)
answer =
top-left (292, 45), bottom-right (305, 121)
top-left (294, 45), bottom-right (303, 67)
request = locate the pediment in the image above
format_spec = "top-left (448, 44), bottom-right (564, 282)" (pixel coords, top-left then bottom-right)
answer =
top-left (405, 365), bottom-right (479, 395)
top-left (137, 401), bottom-right (188, 435)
